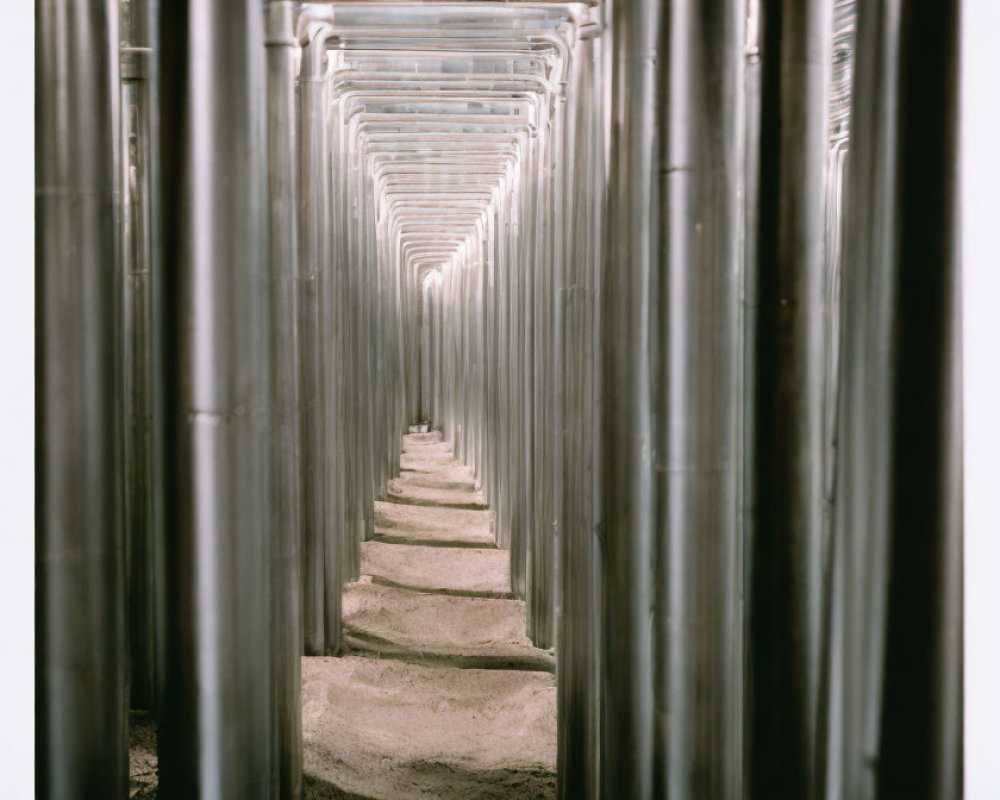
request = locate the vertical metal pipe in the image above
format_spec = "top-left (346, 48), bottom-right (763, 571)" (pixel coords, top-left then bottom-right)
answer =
top-left (817, 20), bottom-right (855, 771)
top-left (298, 31), bottom-right (330, 655)
top-left (157, 0), bottom-right (273, 794)
top-left (655, 0), bottom-right (745, 796)
top-left (361, 247), bottom-right (375, 535)
top-left (529, 96), bottom-right (555, 647)
top-left (320, 71), bottom-right (345, 647)
top-left (37, 0), bottom-right (128, 794)
top-left (746, 1), bottom-right (832, 796)
top-left (873, 8), bottom-right (962, 796)
top-left (146, 0), bottom-right (168, 720)
top-left (265, 2), bottom-right (302, 796)
top-left (825, 2), bottom-right (962, 797)
top-left (420, 279), bottom-right (431, 420)
top-left (343, 144), bottom-right (357, 582)
top-left (510, 138), bottom-right (534, 600)
top-left (120, 0), bottom-right (157, 713)
top-left (536, 81), bottom-right (568, 652)
top-left (600, 0), bottom-right (659, 793)
top-left (558, 24), bottom-right (603, 800)
top-left (875, 0), bottom-right (962, 779)
top-left (740, 1), bottom-right (763, 787)
top-left (432, 278), bottom-right (442, 425)
top-left (822, 4), bottom-right (900, 796)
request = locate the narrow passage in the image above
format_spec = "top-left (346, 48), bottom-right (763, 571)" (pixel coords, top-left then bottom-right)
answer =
top-left (301, 432), bottom-right (557, 799)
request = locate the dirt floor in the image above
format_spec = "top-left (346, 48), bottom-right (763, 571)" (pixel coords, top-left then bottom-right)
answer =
top-left (305, 431), bottom-right (556, 798)
top-left (128, 431), bottom-right (556, 799)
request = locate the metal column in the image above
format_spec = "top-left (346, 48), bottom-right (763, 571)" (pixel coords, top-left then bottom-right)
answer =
top-left (746, 1), bottom-right (832, 796)
top-left (157, 0), bottom-right (273, 795)
top-left (655, 1), bottom-right (745, 796)
top-left (37, 0), bottom-right (128, 795)
top-left (266, 2), bottom-right (303, 796)
top-left (600, 1), bottom-right (660, 794)
top-left (120, 0), bottom-right (159, 714)
top-left (824, 2), bottom-right (962, 797)
top-left (298, 28), bottom-right (336, 656)
top-left (558, 17), bottom-right (604, 800)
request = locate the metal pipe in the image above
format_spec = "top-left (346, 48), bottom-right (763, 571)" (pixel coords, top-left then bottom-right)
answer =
top-left (157, 0), bottom-right (273, 794)
top-left (655, 1), bottom-right (745, 795)
top-left (36, 0), bottom-right (128, 794)
top-left (266, 2), bottom-right (303, 796)
top-left (746, 1), bottom-right (832, 796)
top-left (824, 1), bottom-right (962, 796)
top-left (529, 72), bottom-right (563, 652)
top-left (298, 26), bottom-right (334, 656)
top-left (599, 0), bottom-right (659, 792)
top-left (557, 14), bottom-right (604, 798)
top-left (319, 53), bottom-right (346, 645)
top-left (120, 0), bottom-right (158, 714)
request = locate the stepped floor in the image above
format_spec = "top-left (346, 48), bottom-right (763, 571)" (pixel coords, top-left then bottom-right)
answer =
top-left (126, 431), bottom-right (555, 799)
top-left (303, 431), bottom-right (556, 799)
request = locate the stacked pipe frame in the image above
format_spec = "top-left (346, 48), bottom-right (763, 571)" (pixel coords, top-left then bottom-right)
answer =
top-left (35, 0), bottom-right (964, 798)
top-left (292, 1), bottom-right (602, 657)
top-left (294, 6), bottom-right (609, 797)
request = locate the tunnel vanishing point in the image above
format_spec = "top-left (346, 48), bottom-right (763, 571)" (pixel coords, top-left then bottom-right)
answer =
top-left (36, 0), bottom-right (961, 798)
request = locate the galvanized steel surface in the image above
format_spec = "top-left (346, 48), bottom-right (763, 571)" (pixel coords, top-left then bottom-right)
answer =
top-left (746, 1), bottom-right (833, 796)
top-left (37, 0), bottom-right (129, 795)
top-left (266, 1), bottom-right (305, 795)
top-left (825, 1), bottom-right (962, 797)
top-left (120, 0), bottom-right (158, 716)
top-left (599, 2), bottom-right (659, 795)
top-left (157, 0), bottom-right (274, 795)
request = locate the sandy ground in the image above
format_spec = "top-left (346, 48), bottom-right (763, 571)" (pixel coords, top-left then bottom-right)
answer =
top-left (386, 479), bottom-right (487, 510)
top-left (129, 712), bottom-right (158, 798)
top-left (128, 431), bottom-right (555, 799)
top-left (303, 657), bottom-right (555, 800)
top-left (343, 581), bottom-right (554, 672)
top-left (305, 432), bottom-right (556, 798)
top-left (373, 501), bottom-right (494, 548)
top-left (360, 540), bottom-right (512, 598)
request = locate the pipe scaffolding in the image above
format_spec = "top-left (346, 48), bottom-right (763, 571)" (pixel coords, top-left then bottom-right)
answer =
top-left (33, 0), bottom-right (963, 796)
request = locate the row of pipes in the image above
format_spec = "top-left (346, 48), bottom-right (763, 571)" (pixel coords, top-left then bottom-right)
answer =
top-left (36, 0), bottom-right (962, 798)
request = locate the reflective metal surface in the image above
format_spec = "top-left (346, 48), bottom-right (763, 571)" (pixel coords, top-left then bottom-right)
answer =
top-left (824, 1), bottom-right (962, 797)
top-left (746, 1), bottom-right (832, 796)
top-left (266, 2), bottom-right (304, 795)
top-left (37, 0), bottom-right (128, 795)
top-left (599, 2), bottom-right (659, 794)
top-left (156, 0), bottom-right (274, 795)
top-left (120, 0), bottom-right (158, 715)
top-left (656, 2), bottom-right (745, 795)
